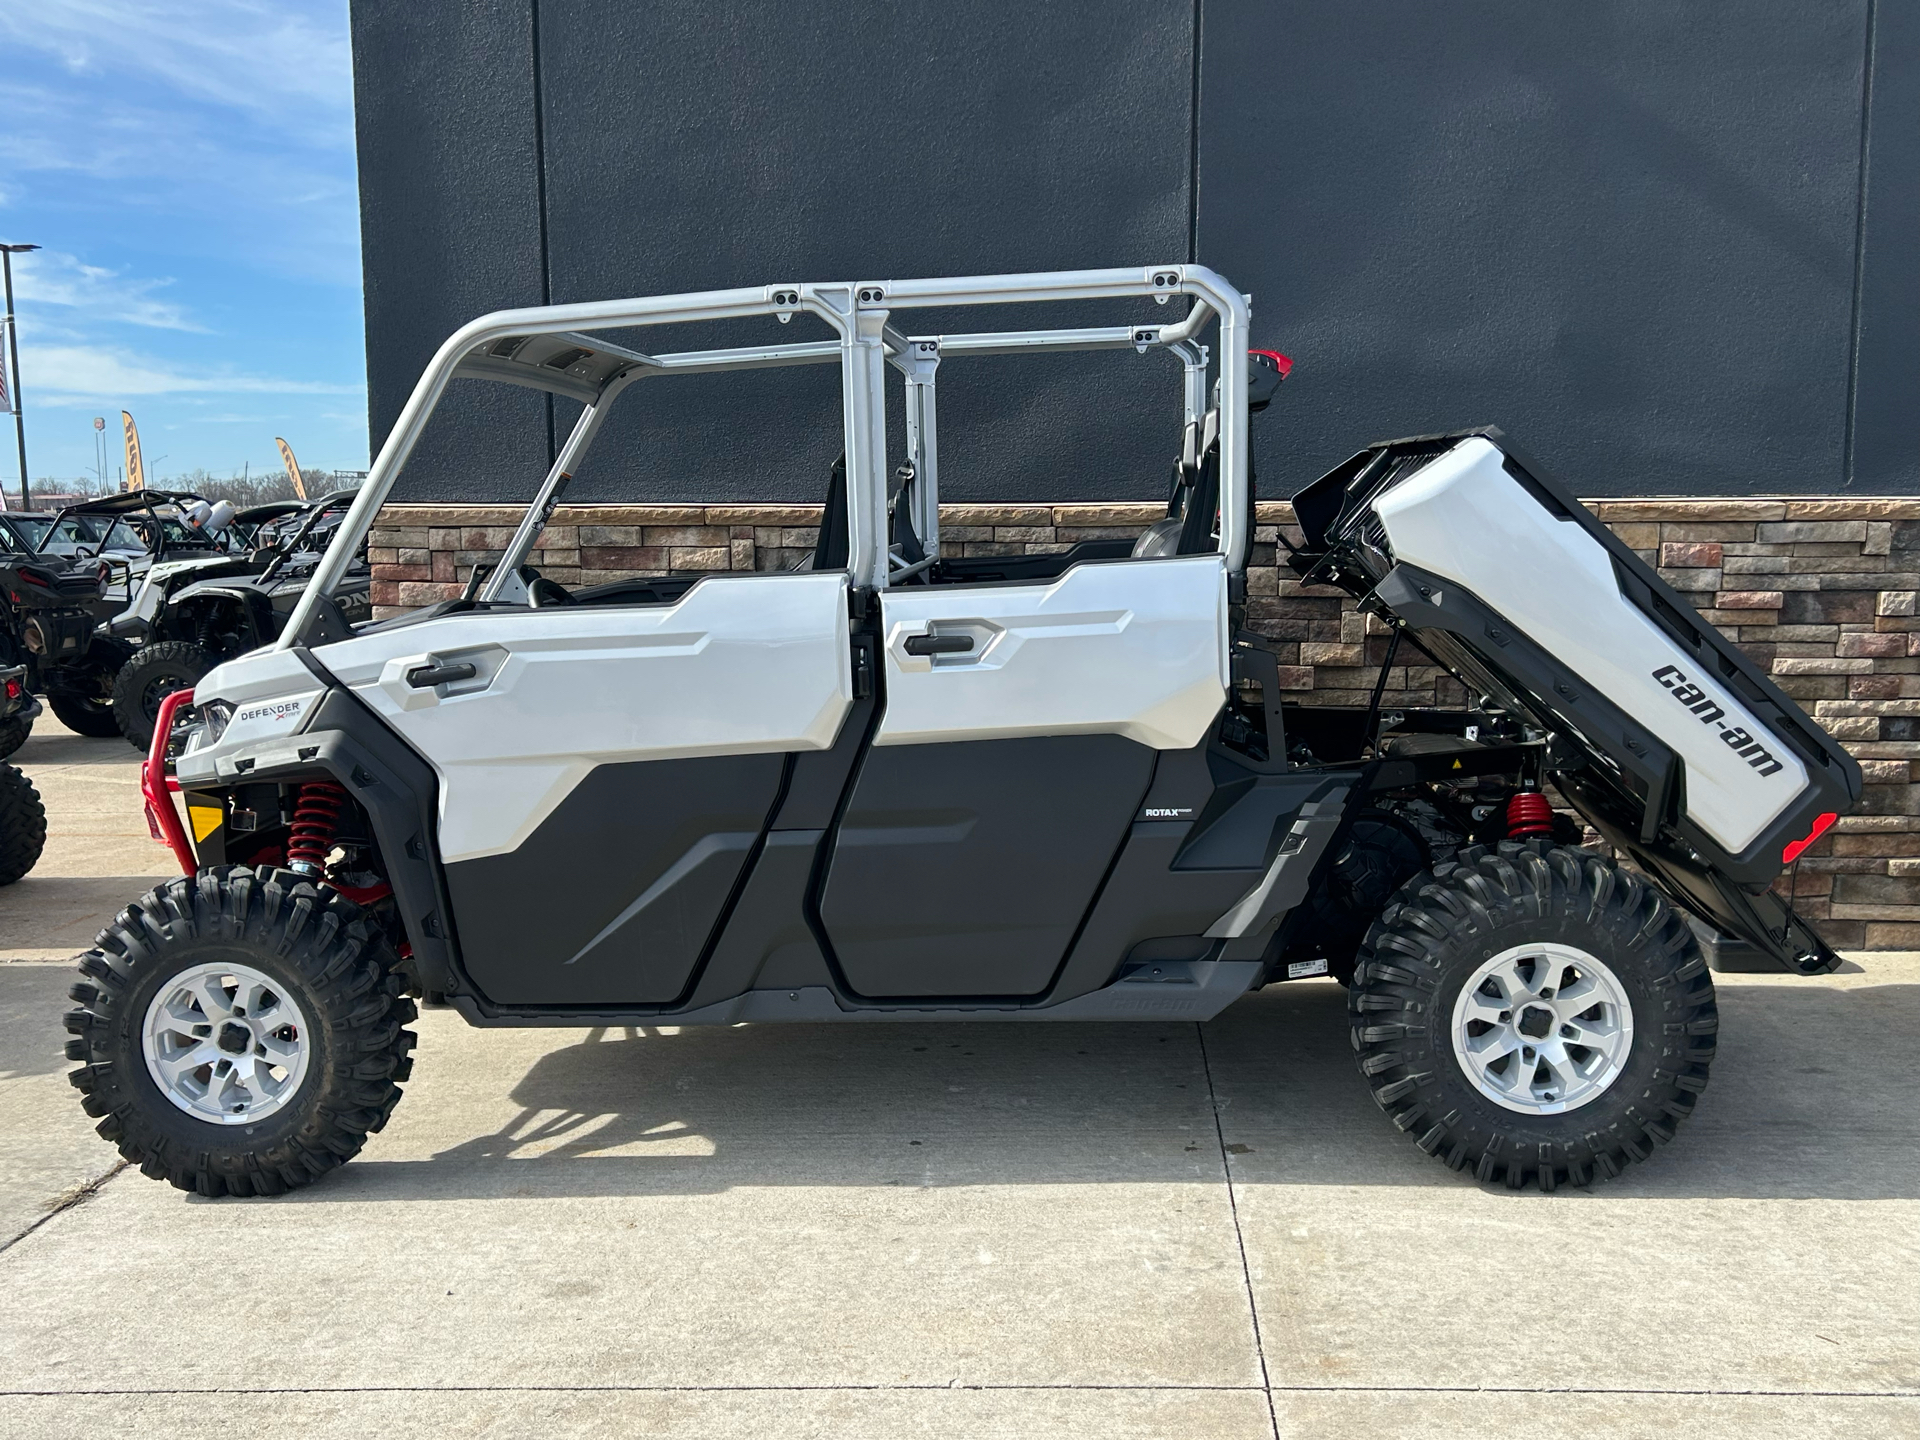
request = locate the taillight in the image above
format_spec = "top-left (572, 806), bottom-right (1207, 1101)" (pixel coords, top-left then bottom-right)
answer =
top-left (16, 569), bottom-right (50, 589)
top-left (1782, 812), bottom-right (1837, 865)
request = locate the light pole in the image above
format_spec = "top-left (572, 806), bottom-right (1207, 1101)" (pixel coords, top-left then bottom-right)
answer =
top-left (2, 243), bottom-right (40, 512)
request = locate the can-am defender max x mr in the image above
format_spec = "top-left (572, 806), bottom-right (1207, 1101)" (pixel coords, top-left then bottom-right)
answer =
top-left (62, 266), bottom-right (1858, 1198)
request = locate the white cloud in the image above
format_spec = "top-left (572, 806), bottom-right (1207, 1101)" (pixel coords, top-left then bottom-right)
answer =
top-left (13, 250), bottom-right (202, 331)
top-left (0, 2), bottom-right (352, 138)
top-left (0, 1), bottom-right (361, 287)
top-left (29, 344), bottom-right (363, 401)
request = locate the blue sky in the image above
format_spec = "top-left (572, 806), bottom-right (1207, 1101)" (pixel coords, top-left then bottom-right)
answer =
top-left (0, 0), bottom-right (367, 486)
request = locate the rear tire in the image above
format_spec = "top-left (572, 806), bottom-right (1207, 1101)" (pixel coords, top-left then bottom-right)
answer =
top-left (63, 867), bottom-right (417, 1197)
top-left (0, 763), bottom-right (46, 885)
top-left (113, 642), bottom-right (217, 750)
top-left (1349, 840), bottom-right (1716, 1191)
top-left (49, 690), bottom-right (122, 738)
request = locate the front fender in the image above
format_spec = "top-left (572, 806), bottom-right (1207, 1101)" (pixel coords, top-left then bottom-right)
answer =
top-left (175, 682), bottom-right (463, 997)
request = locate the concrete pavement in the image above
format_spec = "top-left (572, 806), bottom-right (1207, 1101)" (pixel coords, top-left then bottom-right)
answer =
top-left (1, 715), bottom-right (1916, 1438)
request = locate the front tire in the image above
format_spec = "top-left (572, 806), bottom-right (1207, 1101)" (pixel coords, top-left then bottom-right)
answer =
top-left (112, 642), bottom-right (217, 750)
top-left (63, 867), bottom-right (417, 1197)
top-left (1349, 840), bottom-right (1716, 1191)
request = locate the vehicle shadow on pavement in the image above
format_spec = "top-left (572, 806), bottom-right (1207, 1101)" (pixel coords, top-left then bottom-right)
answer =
top-left (293, 972), bottom-right (1920, 1205)
top-left (11, 730), bottom-right (142, 767)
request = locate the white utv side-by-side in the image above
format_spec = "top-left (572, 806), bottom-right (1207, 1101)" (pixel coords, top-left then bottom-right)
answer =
top-left (61, 266), bottom-right (1859, 1197)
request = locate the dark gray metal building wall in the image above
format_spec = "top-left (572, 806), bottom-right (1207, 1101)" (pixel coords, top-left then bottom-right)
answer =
top-left (351, 0), bottom-right (1916, 502)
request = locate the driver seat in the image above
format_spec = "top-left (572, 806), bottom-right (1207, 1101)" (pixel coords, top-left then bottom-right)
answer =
top-left (1133, 409), bottom-right (1220, 559)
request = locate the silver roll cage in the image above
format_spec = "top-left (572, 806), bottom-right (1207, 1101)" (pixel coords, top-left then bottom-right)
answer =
top-left (282, 265), bottom-right (1251, 646)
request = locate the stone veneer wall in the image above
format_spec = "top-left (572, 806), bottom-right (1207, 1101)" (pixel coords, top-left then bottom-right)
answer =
top-left (369, 498), bottom-right (1920, 949)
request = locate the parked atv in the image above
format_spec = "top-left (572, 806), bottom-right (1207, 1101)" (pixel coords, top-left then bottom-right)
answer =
top-left (0, 491), bottom-right (236, 737)
top-left (48, 489), bottom-right (240, 611)
top-left (110, 492), bottom-right (369, 747)
top-left (62, 266), bottom-right (1858, 1200)
top-left (0, 663), bottom-right (42, 760)
top-left (0, 540), bottom-right (125, 737)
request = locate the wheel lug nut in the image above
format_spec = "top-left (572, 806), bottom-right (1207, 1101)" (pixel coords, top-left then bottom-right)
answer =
top-left (1539, 988), bottom-right (1553, 999)
top-left (1560, 1024), bottom-right (1576, 1038)
top-left (1522, 1047), bottom-right (1535, 1061)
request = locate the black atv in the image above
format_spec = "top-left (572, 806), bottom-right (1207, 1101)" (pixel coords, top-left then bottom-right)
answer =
top-left (0, 534), bottom-right (125, 737)
top-left (0, 491), bottom-right (239, 738)
top-left (111, 492), bottom-right (370, 747)
top-left (0, 660), bottom-right (47, 875)
top-left (0, 663), bottom-right (42, 761)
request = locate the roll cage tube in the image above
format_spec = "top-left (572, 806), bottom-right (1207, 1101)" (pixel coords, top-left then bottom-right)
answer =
top-left (256, 490), bottom-right (362, 585)
top-left (279, 265), bottom-right (1253, 647)
top-left (35, 490), bottom-right (220, 560)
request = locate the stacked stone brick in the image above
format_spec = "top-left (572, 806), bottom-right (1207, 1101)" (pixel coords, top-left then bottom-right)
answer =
top-left (368, 497), bottom-right (1920, 948)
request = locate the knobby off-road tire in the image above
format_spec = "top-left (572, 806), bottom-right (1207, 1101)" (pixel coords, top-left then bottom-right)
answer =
top-left (1349, 840), bottom-right (1716, 1191)
top-left (0, 713), bottom-right (32, 760)
top-left (49, 689), bottom-right (122, 738)
top-left (0, 762), bottom-right (47, 885)
top-left (112, 641), bottom-right (216, 749)
top-left (63, 866), bottom-right (417, 1197)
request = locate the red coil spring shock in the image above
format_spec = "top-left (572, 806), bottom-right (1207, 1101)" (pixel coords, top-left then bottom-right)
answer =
top-left (286, 781), bottom-right (349, 876)
top-left (1505, 790), bottom-right (1555, 840)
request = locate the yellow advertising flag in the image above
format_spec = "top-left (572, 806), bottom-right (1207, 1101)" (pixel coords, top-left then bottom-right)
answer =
top-left (275, 437), bottom-right (307, 501)
top-left (121, 411), bottom-right (145, 491)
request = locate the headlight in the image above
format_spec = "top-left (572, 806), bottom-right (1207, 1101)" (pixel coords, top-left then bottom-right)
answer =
top-left (187, 700), bottom-right (233, 753)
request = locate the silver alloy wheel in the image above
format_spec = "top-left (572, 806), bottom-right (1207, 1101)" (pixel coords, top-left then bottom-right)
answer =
top-left (141, 961), bottom-right (312, 1125)
top-left (1449, 943), bottom-right (1634, 1115)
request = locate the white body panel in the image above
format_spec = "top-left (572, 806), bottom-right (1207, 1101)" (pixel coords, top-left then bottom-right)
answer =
top-left (1374, 437), bottom-right (1807, 853)
top-left (308, 572), bottom-right (853, 862)
top-left (875, 555), bottom-right (1229, 750)
top-left (119, 556), bottom-right (233, 628)
top-left (196, 646), bottom-right (329, 711)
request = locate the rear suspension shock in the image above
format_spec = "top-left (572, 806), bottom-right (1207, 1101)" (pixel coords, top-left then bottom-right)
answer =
top-left (286, 781), bottom-right (349, 877)
top-left (1504, 789), bottom-right (1555, 840)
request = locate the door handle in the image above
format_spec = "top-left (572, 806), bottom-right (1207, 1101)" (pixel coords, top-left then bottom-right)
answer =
top-left (405, 660), bottom-right (478, 688)
top-left (903, 633), bottom-right (974, 657)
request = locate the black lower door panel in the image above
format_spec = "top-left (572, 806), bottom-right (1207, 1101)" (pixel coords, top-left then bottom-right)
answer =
top-left (446, 753), bottom-right (785, 1006)
top-left (817, 735), bottom-right (1155, 998)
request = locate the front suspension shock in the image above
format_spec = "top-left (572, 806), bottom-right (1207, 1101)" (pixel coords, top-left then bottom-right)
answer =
top-left (286, 781), bottom-right (349, 877)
